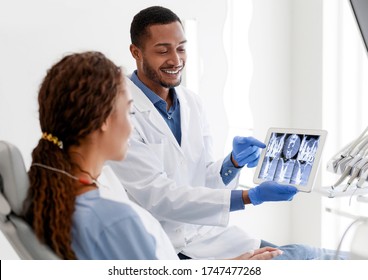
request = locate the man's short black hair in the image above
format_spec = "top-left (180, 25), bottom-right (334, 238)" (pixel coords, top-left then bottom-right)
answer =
top-left (130, 6), bottom-right (182, 48)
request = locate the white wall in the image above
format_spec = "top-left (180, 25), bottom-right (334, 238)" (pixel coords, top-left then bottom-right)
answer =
top-left (0, 0), bottom-right (228, 166)
top-left (230, 0), bottom-right (325, 248)
top-left (289, 0), bottom-right (324, 247)
top-left (230, 0), bottom-right (294, 245)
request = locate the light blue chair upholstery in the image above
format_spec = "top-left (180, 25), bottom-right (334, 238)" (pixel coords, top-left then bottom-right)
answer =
top-left (0, 140), bottom-right (59, 259)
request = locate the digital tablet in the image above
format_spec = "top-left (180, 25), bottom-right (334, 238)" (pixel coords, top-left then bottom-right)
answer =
top-left (253, 128), bottom-right (327, 192)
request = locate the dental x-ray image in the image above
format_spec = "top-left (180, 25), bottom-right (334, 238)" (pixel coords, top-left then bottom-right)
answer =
top-left (258, 133), bottom-right (320, 186)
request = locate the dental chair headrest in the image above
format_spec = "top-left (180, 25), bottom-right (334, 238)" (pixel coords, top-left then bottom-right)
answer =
top-left (0, 141), bottom-right (29, 216)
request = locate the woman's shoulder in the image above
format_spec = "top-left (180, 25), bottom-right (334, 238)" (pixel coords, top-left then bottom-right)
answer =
top-left (75, 190), bottom-right (139, 226)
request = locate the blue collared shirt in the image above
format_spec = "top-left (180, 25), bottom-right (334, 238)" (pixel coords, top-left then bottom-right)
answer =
top-left (130, 71), bottom-right (243, 211)
top-left (130, 71), bottom-right (182, 145)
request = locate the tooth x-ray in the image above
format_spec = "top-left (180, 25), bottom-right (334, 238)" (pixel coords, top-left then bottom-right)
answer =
top-left (254, 128), bottom-right (327, 192)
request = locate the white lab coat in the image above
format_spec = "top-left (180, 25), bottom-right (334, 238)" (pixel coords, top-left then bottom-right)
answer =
top-left (108, 78), bottom-right (260, 259)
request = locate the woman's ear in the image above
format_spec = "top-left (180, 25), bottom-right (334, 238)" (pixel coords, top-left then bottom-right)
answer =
top-left (101, 118), bottom-right (110, 132)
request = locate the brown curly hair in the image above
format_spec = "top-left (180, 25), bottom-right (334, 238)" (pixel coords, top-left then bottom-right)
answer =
top-left (24, 51), bottom-right (123, 259)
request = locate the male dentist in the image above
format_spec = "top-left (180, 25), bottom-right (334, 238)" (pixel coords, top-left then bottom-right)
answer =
top-left (108, 6), bottom-right (340, 260)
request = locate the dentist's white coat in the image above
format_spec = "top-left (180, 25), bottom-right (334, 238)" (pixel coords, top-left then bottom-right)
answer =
top-left (108, 79), bottom-right (260, 259)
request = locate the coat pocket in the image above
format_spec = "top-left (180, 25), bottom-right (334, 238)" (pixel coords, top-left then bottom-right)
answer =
top-left (147, 139), bottom-right (177, 177)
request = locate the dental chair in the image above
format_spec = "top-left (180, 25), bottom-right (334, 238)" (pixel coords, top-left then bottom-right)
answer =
top-left (0, 140), bottom-right (59, 259)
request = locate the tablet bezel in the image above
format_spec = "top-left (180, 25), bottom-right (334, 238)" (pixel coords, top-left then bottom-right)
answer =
top-left (253, 127), bottom-right (327, 193)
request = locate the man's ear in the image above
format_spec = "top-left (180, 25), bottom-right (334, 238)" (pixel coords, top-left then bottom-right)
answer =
top-left (130, 44), bottom-right (142, 60)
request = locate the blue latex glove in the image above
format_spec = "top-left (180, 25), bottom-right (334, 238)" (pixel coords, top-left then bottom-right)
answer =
top-left (248, 181), bottom-right (298, 205)
top-left (232, 136), bottom-right (266, 168)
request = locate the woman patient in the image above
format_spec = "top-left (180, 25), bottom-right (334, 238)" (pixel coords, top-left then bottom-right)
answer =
top-left (23, 51), bottom-right (281, 260)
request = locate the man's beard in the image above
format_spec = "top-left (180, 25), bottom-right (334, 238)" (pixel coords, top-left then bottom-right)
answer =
top-left (142, 59), bottom-right (182, 88)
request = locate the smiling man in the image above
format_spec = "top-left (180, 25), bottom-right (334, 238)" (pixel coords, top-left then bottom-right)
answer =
top-left (128, 13), bottom-right (186, 145)
top-left (130, 19), bottom-right (186, 95)
top-left (107, 6), bottom-right (345, 260)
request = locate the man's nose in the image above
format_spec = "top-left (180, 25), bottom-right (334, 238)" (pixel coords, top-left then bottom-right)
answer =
top-left (167, 52), bottom-right (182, 66)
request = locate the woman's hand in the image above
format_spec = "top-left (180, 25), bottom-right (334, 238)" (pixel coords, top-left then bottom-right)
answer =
top-left (230, 247), bottom-right (283, 260)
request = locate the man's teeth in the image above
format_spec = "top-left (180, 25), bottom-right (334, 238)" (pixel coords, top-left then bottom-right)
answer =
top-left (162, 69), bottom-right (181, 74)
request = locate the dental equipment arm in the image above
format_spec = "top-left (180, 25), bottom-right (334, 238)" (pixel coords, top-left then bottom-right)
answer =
top-left (357, 167), bottom-right (368, 188)
top-left (331, 127), bottom-right (368, 172)
top-left (346, 158), bottom-right (368, 187)
top-left (328, 126), bottom-right (368, 191)
top-left (331, 154), bottom-right (362, 190)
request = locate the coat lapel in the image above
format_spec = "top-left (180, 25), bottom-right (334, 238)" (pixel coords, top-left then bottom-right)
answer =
top-left (127, 79), bottom-right (183, 155)
top-left (176, 87), bottom-right (190, 151)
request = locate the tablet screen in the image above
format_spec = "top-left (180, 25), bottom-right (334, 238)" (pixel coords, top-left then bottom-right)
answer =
top-left (253, 128), bottom-right (327, 192)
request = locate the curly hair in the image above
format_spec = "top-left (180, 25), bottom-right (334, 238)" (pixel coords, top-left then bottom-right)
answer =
top-left (24, 51), bottom-right (123, 259)
top-left (130, 6), bottom-right (182, 48)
